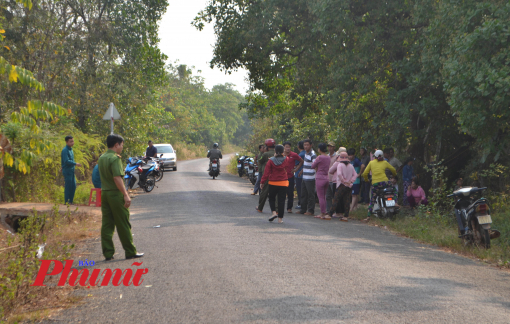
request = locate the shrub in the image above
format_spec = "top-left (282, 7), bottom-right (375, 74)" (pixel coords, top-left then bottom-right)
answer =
top-left (0, 206), bottom-right (75, 318)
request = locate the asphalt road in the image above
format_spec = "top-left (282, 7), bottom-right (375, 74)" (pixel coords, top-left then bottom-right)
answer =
top-left (47, 156), bottom-right (510, 323)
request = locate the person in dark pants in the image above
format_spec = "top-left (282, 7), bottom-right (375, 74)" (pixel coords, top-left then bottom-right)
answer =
top-left (300, 139), bottom-right (317, 215)
top-left (99, 134), bottom-right (144, 261)
top-left (256, 139), bottom-right (276, 212)
top-left (283, 141), bottom-right (303, 213)
top-left (260, 145), bottom-right (290, 224)
top-left (61, 135), bottom-right (81, 204)
top-left (329, 152), bottom-right (358, 222)
top-left (294, 141), bottom-right (305, 209)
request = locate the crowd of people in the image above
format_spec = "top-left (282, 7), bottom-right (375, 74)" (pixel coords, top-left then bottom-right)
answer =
top-left (252, 139), bottom-right (429, 223)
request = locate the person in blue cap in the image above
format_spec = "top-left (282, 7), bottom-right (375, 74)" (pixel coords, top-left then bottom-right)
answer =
top-left (61, 135), bottom-right (81, 204)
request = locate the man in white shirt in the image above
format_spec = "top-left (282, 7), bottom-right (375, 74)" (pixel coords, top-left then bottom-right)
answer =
top-left (300, 139), bottom-right (317, 215)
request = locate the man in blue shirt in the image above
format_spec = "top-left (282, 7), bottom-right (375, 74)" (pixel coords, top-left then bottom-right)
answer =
top-left (61, 135), bottom-right (81, 204)
top-left (294, 141), bottom-right (306, 209)
top-left (145, 140), bottom-right (158, 158)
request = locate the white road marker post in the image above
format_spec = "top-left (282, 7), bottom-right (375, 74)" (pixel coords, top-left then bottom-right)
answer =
top-left (103, 103), bottom-right (121, 135)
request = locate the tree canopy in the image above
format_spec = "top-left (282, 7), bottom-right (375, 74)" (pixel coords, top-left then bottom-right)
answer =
top-left (195, 0), bottom-right (510, 172)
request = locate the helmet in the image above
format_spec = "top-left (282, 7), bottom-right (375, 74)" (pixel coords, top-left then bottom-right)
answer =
top-left (213, 143), bottom-right (218, 148)
top-left (265, 138), bottom-right (275, 147)
top-left (374, 150), bottom-right (384, 158)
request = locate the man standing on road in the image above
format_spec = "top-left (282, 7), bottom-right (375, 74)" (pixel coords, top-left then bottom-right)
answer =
top-left (99, 134), bottom-right (144, 261)
top-left (300, 139), bottom-right (317, 216)
top-left (145, 140), bottom-right (158, 158)
top-left (283, 141), bottom-right (303, 213)
top-left (326, 141), bottom-right (337, 213)
top-left (61, 135), bottom-right (81, 204)
top-left (256, 139), bottom-right (276, 213)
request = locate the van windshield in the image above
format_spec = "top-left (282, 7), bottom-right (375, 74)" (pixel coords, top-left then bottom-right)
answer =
top-left (155, 145), bottom-right (174, 153)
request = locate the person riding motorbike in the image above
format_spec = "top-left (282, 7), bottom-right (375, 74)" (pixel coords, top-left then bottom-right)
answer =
top-left (362, 149), bottom-right (397, 222)
top-left (207, 143), bottom-right (223, 171)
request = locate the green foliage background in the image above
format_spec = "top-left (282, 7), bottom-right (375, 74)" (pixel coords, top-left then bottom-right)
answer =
top-left (195, 0), bottom-right (510, 187)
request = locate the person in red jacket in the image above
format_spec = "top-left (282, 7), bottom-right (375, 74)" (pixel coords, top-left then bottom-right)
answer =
top-left (260, 144), bottom-right (290, 224)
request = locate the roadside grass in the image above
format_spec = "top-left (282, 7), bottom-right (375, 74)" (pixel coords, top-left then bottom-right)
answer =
top-left (227, 155), bottom-right (238, 175)
top-left (172, 142), bottom-right (206, 161)
top-left (0, 205), bottom-right (102, 321)
top-left (222, 143), bottom-right (243, 154)
top-left (349, 205), bottom-right (510, 268)
top-left (52, 181), bottom-right (95, 205)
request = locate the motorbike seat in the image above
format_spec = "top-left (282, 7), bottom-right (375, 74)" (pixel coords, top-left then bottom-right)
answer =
top-left (141, 165), bottom-right (152, 170)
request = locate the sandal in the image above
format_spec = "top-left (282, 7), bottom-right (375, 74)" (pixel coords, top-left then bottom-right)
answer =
top-left (323, 216), bottom-right (332, 220)
top-left (314, 214), bottom-right (323, 218)
top-left (362, 217), bottom-right (370, 223)
top-left (340, 217), bottom-right (348, 222)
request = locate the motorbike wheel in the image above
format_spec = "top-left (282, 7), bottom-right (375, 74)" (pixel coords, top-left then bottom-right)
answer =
top-left (155, 170), bottom-right (164, 182)
top-left (144, 175), bottom-right (156, 192)
top-left (212, 175), bottom-right (216, 180)
top-left (124, 178), bottom-right (130, 191)
top-left (480, 228), bottom-right (491, 249)
top-left (472, 220), bottom-right (491, 249)
top-left (238, 170), bottom-right (243, 177)
top-left (250, 175), bottom-right (256, 185)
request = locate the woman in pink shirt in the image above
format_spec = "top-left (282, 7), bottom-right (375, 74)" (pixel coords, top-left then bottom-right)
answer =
top-left (406, 179), bottom-right (428, 208)
top-left (328, 152), bottom-right (357, 221)
top-left (311, 143), bottom-right (331, 219)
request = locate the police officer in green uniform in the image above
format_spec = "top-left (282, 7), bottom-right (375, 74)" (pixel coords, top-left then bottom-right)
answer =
top-left (61, 136), bottom-right (81, 204)
top-left (98, 134), bottom-right (144, 261)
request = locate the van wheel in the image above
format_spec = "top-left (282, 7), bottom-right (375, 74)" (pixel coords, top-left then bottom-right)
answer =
top-left (173, 167), bottom-right (177, 171)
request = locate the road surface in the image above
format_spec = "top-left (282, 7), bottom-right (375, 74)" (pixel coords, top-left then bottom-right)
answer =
top-left (47, 156), bottom-right (510, 323)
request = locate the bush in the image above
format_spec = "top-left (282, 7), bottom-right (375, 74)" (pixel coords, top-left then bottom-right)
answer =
top-left (0, 206), bottom-right (75, 318)
top-left (227, 155), bottom-right (239, 175)
top-left (52, 181), bottom-right (94, 205)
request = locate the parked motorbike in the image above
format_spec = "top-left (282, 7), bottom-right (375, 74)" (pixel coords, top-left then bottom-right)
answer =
top-left (236, 154), bottom-right (247, 177)
top-left (246, 157), bottom-right (257, 185)
top-left (124, 157), bottom-right (156, 192)
top-left (448, 187), bottom-right (500, 249)
top-left (243, 157), bottom-right (250, 178)
top-left (254, 163), bottom-right (259, 183)
top-left (372, 186), bottom-right (399, 219)
top-left (147, 154), bottom-right (164, 182)
top-left (209, 158), bottom-right (220, 179)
